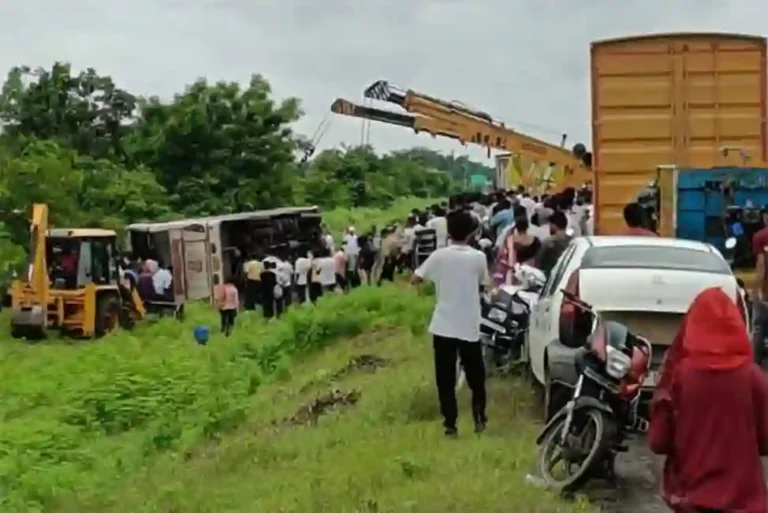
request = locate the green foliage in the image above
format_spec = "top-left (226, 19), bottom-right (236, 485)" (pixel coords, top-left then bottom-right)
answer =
top-left (322, 196), bottom-right (438, 234)
top-left (0, 285), bottom-right (433, 511)
top-left (0, 61), bottom-right (491, 268)
top-left (392, 147), bottom-right (496, 186)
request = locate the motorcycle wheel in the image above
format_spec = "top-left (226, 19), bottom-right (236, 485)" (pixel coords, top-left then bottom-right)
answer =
top-left (536, 407), bottom-right (614, 492)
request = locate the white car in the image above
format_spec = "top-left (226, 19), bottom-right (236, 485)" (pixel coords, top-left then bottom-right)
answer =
top-left (525, 235), bottom-right (748, 418)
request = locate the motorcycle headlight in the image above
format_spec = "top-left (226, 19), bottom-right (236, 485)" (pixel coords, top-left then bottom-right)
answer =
top-left (488, 308), bottom-right (507, 322)
top-left (605, 345), bottom-right (631, 379)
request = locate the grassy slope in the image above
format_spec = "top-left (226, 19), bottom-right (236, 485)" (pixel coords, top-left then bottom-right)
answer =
top-left (55, 329), bottom-right (592, 513)
top-left (0, 282), bottom-right (594, 513)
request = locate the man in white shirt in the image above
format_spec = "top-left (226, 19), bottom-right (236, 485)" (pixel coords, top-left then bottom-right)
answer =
top-left (293, 250), bottom-right (311, 304)
top-left (412, 209), bottom-right (490, 437)
top-left (426, 207), bottom-right (449, 248)
top-left (519, 193), bottom-right (537, 220)
top-left (401, 217), bottom-right (417, 270)
top-left (277, 258), bottom-right (293, 307)
top-left (152, 265), bottom-right (173, 299)
top-left (321, 224), bottom-right (334, 253)
top-left (343, 227), bottom-right (360, 286)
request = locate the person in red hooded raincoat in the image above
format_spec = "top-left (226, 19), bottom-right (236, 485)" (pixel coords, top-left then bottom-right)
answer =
top-left (649, 287), bottom-right (768, 513)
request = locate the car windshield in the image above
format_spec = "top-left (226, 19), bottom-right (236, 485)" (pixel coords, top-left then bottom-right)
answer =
top-left (581, 245), bottom-right (731, 274)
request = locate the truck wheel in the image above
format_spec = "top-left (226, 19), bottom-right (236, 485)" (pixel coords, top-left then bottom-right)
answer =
top-left (95, 294), bottom-right (121, 338)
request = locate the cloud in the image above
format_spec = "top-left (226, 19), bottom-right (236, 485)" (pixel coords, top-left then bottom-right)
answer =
top-left (0, 0), bottom-right (763, 163)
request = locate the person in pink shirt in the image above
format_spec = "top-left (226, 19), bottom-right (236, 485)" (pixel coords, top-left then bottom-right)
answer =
top-left (216, 276), bottom-right (239, 337)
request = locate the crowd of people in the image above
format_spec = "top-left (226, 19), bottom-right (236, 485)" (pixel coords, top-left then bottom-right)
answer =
top-left (410, 185), bottom-right (768, 513)
top-left (120, 181), bottom-right (768, 511)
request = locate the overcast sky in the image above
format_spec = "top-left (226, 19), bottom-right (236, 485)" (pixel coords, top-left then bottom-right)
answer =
top-left (0, 0), bottom-right (763, 164)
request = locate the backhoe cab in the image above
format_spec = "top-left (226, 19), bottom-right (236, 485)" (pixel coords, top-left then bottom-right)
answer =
top-left (10, 204), bottom-right (145, 340)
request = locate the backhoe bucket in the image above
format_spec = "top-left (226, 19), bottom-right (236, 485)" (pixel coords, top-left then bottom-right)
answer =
top-left (11, 305), bottom-right (46, 340)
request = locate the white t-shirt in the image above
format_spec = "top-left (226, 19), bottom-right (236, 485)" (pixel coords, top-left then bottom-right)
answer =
top-left (415, 245), bottom-right (489, 342)
top-left (426, 216), bottom-right (448, 248)
top-left (294, 257), bottom-right (311, 286)
top-left (519, 196), bottom-right (537, 219)
top-left (152, 268), bottom-right (173, 295)
top-left (323, 233), bottom-right (334, 253)
top-left (277, 261), bottom-right (293, 287)
top-left (343, 233), bottom-right (360, 255)
top-left (315, 257), bottom-right (337, 286)
top-left (566, 207), bottom-right (584, 237)
top-left (403, 227), bottom-right (416, 252)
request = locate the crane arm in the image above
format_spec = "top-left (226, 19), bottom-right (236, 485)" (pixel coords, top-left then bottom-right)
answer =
top-left (331, 99), bottom-right (468, 143)
top-left (361, 80), bottom-right (584, 169)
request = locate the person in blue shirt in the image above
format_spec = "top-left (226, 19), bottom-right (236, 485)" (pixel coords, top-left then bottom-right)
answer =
top-left (490, 199), bottom-right (514, 239)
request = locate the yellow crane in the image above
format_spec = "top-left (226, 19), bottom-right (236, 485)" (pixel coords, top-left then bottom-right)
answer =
top-left (331, 80), bottom-right (593, 192)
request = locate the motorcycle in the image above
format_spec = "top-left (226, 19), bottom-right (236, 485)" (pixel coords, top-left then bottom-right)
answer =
top-left (456, 264), bottom-right (545, 391)
top-left (535, 290), bottom-right (652, 492)
top-left (479, 264), bottom-right (546, 372)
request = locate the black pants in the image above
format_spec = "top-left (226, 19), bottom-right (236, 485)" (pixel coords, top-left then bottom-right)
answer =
top-left (309, 282), bottom-right (323, 303)
top-left (433, 335), bottom-right (487, 430)
top-left (377, 257), bottom-right (396, 286)
top-left (219, 309), bottom-right (236, 336)
top-left (347, 269), bottom-right (361, 288)
top-left (244, 280), bottom-right (260, 310)
top-left (336, 273), bottom-right (348, 292)
top-left (295, 284), bottom-right (307, 304)
top-left (282, 286), bottom-right (292, 308)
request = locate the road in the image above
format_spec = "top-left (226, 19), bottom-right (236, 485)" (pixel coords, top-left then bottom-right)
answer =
top-left (586, 436), bottom-right (668, 513)
top-left (589, 437), bottom-right (768, 513)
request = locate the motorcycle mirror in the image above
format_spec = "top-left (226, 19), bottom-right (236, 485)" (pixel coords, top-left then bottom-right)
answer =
top-left (724, 237), bottom-right (737, 250)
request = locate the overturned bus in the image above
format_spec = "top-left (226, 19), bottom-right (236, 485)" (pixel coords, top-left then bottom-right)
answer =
top-left (126, 207), bottom-right (321, 301)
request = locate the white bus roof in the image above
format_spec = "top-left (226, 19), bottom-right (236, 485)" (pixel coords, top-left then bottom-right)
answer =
top-left (126, 206), bottom-right (319, 233)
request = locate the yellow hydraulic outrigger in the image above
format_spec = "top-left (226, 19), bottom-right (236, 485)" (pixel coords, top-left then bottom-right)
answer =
top-left (331, 80), bottom-right (593, 193)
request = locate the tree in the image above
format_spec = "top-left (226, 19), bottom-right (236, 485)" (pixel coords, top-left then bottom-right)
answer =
top-left (0, 62), bottom-right (137, 160)
top-left (0, 61), bottom-right (483, 279)
top-left (391, 147), bottom-right (495, 186)
top-left (299, 146), bottom-right (456, 209)
top-left (128, 76), bottom-right (302, 215)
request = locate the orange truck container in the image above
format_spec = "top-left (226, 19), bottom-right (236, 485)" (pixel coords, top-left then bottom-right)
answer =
top-left (591, 32), bottom-right (768, 234)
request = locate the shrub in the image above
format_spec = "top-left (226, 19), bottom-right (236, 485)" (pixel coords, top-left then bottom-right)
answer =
top-left (0, 284), bottom-right (433, 511)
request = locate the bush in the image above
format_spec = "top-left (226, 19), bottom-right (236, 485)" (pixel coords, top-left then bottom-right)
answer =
top-left (0, 284), bottom-right (433, 511)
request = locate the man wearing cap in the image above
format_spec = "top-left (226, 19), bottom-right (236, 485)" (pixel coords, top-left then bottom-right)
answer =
top-left (750, 207), bottom-right (768, 363)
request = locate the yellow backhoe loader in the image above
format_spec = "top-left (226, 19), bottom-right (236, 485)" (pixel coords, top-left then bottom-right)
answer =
top-left (9, 204), bottom-right (145, 339)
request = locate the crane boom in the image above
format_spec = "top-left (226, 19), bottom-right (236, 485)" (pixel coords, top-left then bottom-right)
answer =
top-left (336, 80), bottom-right (592, 191)
top-left (332, 99), bottom-right (466, 143)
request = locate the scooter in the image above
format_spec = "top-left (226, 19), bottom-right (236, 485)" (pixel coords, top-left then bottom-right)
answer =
top-left (479, 264), bottom-right (546, 372)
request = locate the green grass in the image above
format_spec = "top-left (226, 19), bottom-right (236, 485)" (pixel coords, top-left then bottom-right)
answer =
top-left (0, 285), bottom-right (594, 513)
top-left (323, 197), bottom-right (439, 234)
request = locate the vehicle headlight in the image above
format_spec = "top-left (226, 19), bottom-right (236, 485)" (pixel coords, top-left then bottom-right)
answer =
top-left (488, 308), bottom-right (507, 322)
top-left (605, 345), bottom-right (631, 379)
